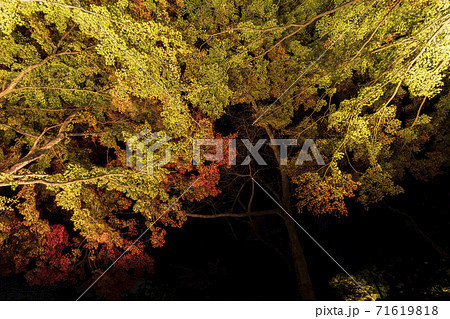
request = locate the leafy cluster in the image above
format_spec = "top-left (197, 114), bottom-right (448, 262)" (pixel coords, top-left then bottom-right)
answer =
top-left (0, 0), bottom-right (449, 298)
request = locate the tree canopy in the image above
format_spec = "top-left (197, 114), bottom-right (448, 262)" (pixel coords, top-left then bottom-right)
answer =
top-left (0, 0), bottom-right (449, 300)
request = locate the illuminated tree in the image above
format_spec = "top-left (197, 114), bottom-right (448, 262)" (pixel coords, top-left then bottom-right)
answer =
top-left (0, 0), bottom-right (225, 298)
top-left (1, 0), bottom-right (449, 300)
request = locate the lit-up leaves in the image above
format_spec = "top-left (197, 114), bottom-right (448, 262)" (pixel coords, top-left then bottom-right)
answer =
top-left (358, 165), bottom-right (403, 206)
top-left (27, 225), bottom-right (73, 286)
top-left (84, 241), bottom-right (154, 300)
top-left (293, 168), bottom-right (360, 217)
top-left (329, 273), bottom-right (379, 301)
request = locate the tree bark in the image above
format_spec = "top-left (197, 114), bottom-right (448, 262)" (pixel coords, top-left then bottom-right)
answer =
top-left (250, 97), bottom-right (315, 299)
top-left (283, 215), bottom-right (315, 300)
top-left (281, 172), bottom-right (315, 300)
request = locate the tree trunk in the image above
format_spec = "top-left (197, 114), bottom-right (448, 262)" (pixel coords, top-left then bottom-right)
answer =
top-left (283, 215), bottom-right (315, 300)
top-left (281, 172), bottom-right (315, 300)
top-left (249, 98), bottom-right (315, 299)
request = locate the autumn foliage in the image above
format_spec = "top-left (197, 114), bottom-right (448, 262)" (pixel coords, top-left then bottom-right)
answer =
top-left (0, 0), bottom-right (449, 300)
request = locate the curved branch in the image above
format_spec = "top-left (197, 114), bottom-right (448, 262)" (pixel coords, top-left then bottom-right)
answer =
top-left (185, 209), bottom-right (279, 219)
top-left (3, 113), bottom-right (77, 174)
top-left (0, 172), bottom-right (139, 188)
top-left (411, 96), bottom-right (427, 127)
top-left (251, 0), bottom-right (363, 59)
top-left (206, 0), bottom-right (361, 38)
top-left (0, 48), bottom-right (96, 100)
top-left (12, 86), bottom-right (110, 97)
top-left (0, 124), bottom-right (39, 138)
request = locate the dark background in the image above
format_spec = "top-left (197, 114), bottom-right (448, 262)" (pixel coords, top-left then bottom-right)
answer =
top-left (1, 171), bottom-right (448, 301)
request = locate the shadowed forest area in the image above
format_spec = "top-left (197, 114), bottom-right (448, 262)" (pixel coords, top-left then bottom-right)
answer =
top-left (0, 0), bottom-right (449, 300)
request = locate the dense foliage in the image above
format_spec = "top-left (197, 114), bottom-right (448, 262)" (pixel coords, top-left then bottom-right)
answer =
top-left (0, 0), bottom-right (449, 300)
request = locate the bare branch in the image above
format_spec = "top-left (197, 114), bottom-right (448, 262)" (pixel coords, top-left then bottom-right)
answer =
top-left (0, 124), bottom-right (39, 138)
top-left (185, 209), bottom-right (279, 219)
top-left (411, 96), bottom-right (427, 127)
top-left (4, 113), bottom-right (77, 174)
top-left (12, 86), bottom-right (110, 97)
top-left (0, 47), bottom-right (96, 100)
top-left (0, 172), bottom-right (139, 188)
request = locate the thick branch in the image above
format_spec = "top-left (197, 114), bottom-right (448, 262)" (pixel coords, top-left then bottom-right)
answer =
top-left (185, 209), bottom-right (280, 219)
top-left (0, 55), bottom-right (54, 100)
top-left (250, 98), bottom-right (281, 164)
top-left (0, 172), bottom-right (138, 188)
top-left (0, 47), bottom-right (95, 100)
top-left (4, 113), bottom-right (77, 174)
